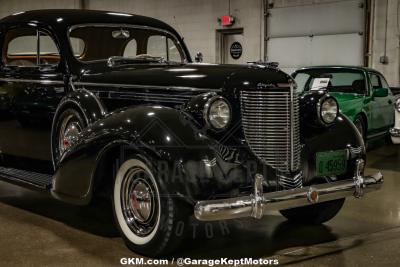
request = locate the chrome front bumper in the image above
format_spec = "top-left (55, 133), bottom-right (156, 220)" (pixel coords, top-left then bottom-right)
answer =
top-left (390, 127), bottom-right (400, 137)
top-left (194, 159), bottom-right (383, 221)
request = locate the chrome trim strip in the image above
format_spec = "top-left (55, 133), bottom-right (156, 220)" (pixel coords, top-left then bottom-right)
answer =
top-left (69, 77), bottom-right (77, 91)
top-left (93, 90), bottom-right (192, 104)
top-left (194, 167), bottom-right (384, 221)
top-left (289, 82), bottom-right (295, 171)
top-left (0, 77), bottom-right (64, 85)
top-left (74, 82), bottom-right (221, 93)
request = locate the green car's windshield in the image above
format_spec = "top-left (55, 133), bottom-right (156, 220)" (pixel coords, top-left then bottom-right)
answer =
top-left (294, 69), bottom-right (366, 95)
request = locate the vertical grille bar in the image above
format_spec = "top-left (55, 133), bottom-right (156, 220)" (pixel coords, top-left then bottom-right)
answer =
top-left (240, 87), bottom-right (301, 174)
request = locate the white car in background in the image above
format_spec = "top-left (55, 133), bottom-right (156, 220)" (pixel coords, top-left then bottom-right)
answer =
top-left (390, 97), bottom-right (400, 144)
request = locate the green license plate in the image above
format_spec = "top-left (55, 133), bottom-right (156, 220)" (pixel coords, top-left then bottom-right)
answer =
top-left (316, 150), bottom-right (347, 176)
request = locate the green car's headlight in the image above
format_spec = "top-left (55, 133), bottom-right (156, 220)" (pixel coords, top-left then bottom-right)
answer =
top-left (204, 96), bottom-right (231, 130)
top-left (318, 96), bottom-right (338, 125)
top-left (395, 98), bottom-right (400, 112)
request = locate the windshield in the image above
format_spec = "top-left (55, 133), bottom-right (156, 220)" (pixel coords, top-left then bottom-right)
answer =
top-left (69, 25), bottom-right (185, 63)
top-left (294, 69), bottom-right (366, 95)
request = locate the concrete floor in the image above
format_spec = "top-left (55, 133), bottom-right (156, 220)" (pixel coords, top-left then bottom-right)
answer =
top-left (0, 142), bottom-right (400, 266)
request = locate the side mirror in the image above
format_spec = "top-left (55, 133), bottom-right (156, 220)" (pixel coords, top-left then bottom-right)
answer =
top-left (373, 87), bottom-right (389, 98)
top-left (195, 52), bottom-right (203, 63)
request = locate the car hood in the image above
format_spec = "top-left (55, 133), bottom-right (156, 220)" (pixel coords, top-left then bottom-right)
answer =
top-left (77, 63), bottom-right (292, 92)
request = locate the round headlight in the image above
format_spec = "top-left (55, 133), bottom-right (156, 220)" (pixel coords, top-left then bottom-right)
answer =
top-left (204, 97), bottom-right (231, 129)
top-left (319, 97), bottom-right (338, 125)
top-left (395, 98), bottom-right (400, 112)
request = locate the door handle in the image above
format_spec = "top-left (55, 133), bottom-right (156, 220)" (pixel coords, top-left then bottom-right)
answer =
top-left (388, 100), bottom-right (393, 105)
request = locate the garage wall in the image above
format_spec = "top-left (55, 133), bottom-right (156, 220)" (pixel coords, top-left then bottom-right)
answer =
top-left (85, 0), bottom-right (264, 63)
top-left (371, 0), bottom-right (400, 86)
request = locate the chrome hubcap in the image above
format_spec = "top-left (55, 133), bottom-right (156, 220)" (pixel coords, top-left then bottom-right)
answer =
top-left (121, 167), bottom-right (158, 237)
top-left (58, 115), bottom-right (82, 154)
top-left (130, 181), bottom-right (152, 222)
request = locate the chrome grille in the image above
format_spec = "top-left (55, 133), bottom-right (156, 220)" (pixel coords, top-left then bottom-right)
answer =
top-left (240, 87), bottom-right (301, 173)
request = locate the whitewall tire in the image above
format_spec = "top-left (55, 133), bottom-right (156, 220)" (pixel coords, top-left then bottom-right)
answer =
top-left (114, 159), bottom-right (161, 245)
top-left (112, 156), bottom-right (189, 257)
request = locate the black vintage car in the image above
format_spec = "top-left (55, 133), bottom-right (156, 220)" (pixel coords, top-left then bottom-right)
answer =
top-left (0, 10), bottom-right (383, 256)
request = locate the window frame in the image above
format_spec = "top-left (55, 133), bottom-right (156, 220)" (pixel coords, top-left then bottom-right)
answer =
top-left (378, 74), bottom-right (390, 89)
top-left (368, 72), bottom-right (383, 90)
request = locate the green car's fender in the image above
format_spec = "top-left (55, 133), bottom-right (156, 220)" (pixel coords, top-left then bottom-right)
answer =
top-left (329, 92), bottom-right (371, 127)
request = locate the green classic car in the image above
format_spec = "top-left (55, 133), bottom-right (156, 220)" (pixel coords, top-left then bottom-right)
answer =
top-left (293, 66), bottom-right (395, 142)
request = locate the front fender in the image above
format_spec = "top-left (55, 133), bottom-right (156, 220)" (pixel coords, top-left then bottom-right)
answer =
top-left (299, 91), bottom-right (365, 182)
top-left (51, 105), bottom-right (245, 205)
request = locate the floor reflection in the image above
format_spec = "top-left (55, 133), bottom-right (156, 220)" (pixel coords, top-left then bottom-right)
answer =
top-left (0, 183), bottom-right (339, 259)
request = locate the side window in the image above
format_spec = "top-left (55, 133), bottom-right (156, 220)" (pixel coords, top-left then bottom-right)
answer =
top-left (123, 39), bottom-right (137, 57)
top-left (5, 27), bottom-right (37, 66)
top-left (369, 73), bottom-right (382, 89)
top-left (3, 27), bottom-right (60, 67)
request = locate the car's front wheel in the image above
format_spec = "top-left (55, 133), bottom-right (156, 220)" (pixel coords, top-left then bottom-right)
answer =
top-left (279, 198), bottom-right (345, 224)
top-left (112, 156), bottom-right (188, 257)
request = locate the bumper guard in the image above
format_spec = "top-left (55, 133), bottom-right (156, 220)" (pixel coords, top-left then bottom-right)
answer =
top-left (390, 127), bottom-right (400, 137)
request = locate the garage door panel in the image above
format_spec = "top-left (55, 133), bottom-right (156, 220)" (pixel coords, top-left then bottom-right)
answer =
top-left (311, 33), bottom-right (364, 66)
top-left (268, 0), bottom-right (364, 37)
top-left (267, 0), bottom-right (365, 73)
top-left (268, 37), bottom-right (311, 71)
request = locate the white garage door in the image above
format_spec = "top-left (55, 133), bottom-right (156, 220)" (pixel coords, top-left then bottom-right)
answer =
top-left (267, 0), bottom-right (365, 74)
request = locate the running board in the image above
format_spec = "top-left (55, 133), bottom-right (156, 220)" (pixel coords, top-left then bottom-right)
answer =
top-left (0, 166), bottom-right (53, 190)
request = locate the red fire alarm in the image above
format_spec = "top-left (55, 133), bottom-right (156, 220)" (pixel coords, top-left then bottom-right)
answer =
top-left (219, 15), bottom-right (235, 26)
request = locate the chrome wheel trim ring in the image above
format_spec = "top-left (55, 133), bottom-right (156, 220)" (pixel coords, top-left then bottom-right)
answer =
top-left (58, 114), bottom-right (82, 155)
top-left (114, 159), bottom-right (161, 245)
